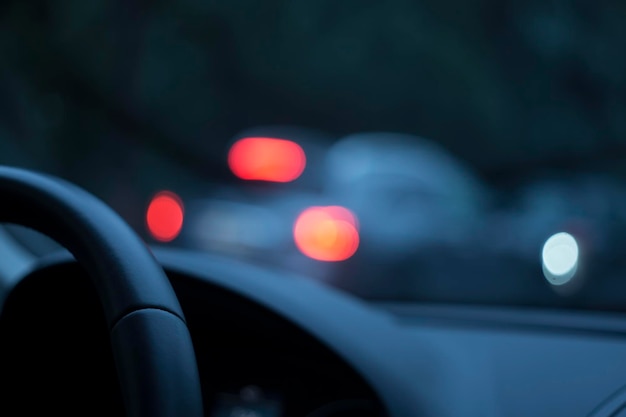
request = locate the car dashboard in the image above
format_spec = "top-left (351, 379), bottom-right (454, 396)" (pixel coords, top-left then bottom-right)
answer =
top-left (2, 247), bottom-right (626, 417)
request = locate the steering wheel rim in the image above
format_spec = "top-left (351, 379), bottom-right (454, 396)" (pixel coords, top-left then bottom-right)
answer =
top-left (0, 166), bottom-right (203, 417)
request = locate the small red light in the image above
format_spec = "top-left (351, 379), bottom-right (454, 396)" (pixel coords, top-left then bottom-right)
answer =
top-left (293, 206), bottom-right (359, 262)
top-left (228, 137), bottom-right (306, 182)
top-left (146, 191), bottom-right (184, 242)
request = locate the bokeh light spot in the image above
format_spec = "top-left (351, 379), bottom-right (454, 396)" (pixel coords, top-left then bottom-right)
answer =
top-left (542, 232), bottom-right (579, 285)
top-left (228, 137), bottom-right (306, 182)
top-left (294, 206), bottom-right (359, 262)
top-left (146, 191), bottom-right (184, 242)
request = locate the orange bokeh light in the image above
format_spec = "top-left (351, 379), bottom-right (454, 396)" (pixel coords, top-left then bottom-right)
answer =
top-left (146, 191), bottom-right (184, 242)
top-left (294, 206), bottom-right (359, 262)
top-left (228, 137), bottom-right (306, 182)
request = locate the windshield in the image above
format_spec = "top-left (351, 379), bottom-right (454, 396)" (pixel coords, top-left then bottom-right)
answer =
top-left (1, 1), bottom-right (625, 311)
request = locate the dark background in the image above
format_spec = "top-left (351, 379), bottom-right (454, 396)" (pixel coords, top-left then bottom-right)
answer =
top-left (1, 0), bottom-right (625, 223)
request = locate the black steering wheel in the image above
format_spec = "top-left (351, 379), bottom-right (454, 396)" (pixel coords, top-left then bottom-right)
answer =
top-left (0, 166), bottom-right (204, 417)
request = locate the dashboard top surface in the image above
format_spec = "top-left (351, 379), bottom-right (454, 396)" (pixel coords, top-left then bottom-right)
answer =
top-left (4, 248), bottom-right (626, 417)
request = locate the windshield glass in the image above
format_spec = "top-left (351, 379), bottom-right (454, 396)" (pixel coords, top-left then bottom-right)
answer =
top-left (2, 1), bottom-right (625, 311)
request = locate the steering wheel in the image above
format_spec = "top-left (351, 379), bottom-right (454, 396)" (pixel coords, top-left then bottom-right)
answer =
top-left (0, 166), bottom-right (204, 417)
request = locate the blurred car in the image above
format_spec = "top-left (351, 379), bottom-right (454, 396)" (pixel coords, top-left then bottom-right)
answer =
top-left (175, 129), bottom-right (485, 277)
top-left (165, 128), bottom-right (626, 307)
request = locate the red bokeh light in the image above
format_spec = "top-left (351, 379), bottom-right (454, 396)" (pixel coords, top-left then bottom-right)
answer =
top-left (228, 137), bottom-right (306, 182)
top-left (146, 191), bottom-right (184, 242)
top-left (294, 206), bottom-right (359, 262)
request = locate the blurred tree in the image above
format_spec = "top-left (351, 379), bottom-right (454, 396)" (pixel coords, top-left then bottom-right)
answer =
top-left (0, 0), bottom-right (625, 195)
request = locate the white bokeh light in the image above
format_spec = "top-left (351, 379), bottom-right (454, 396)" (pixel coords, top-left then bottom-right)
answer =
top-left (542, 232), bottom-right (579, 285)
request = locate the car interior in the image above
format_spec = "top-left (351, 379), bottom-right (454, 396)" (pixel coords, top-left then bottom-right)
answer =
top-left (2, 2), bottom-right (626, 417)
